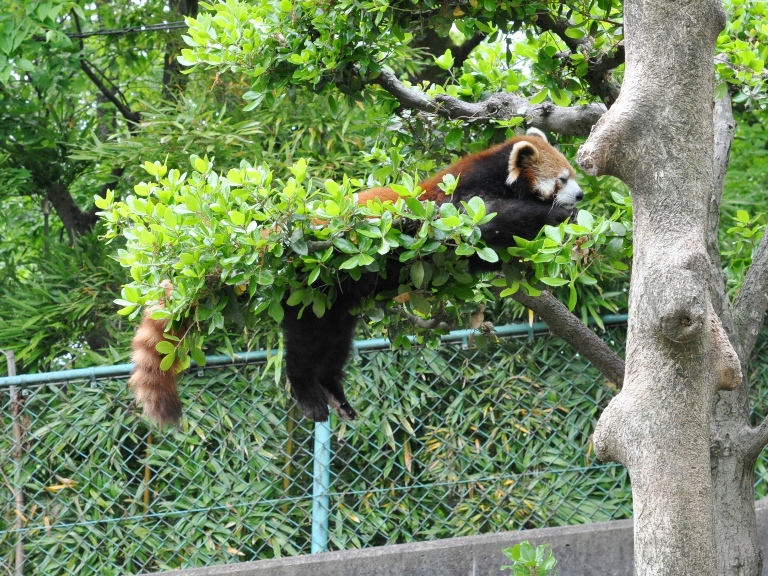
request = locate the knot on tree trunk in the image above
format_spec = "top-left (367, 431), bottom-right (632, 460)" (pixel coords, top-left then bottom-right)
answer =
top-left (649, 237), bottom-right (709, 344)
top-left (660, 308), bottom-right (704, 343)
top-left (708, 300), bottom-right (742, 391)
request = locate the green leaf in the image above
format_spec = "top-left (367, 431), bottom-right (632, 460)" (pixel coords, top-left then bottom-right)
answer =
top-left (268, 299), bottom-right (284, 322)
top-left (475, 247), bottom-right (499, 263)
top-left (543, 225), bottom-right (562, 244)
top-left (159, 350), bottom-right (176, 371)
top-left (229, 210), bottom-right (245, 226)
top-left (529, 88), bottom-right (549, 105)
top-left (156, 341), bottom-right (176, 355)
top-left (577, 210), bottom-right (595, 229)
top-left (445, 127), bottom-right (463, 150)
top-left (467, 197), bottom-right (486, 223)
top-left (539, 276), bottom-right (569, 287)
top-left (434, 49), bottom-right (454, 70)
top-left (568, 284), bottom-right (577, 310)
top-left (190, 345), bottom-right (207, 366)
top-left (411, 261), bottom-right (425, 288)
top-left (565, 27), bottom-right (586, 38)
top-left (333, 238), bottom-right (358, 254)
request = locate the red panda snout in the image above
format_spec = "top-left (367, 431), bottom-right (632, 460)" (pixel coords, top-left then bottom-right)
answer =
top-left (555, 177), bottom-right (583, 209)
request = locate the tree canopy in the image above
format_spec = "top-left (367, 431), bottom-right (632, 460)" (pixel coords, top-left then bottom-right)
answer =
top-left (0, 0), bottom-right (766, 374)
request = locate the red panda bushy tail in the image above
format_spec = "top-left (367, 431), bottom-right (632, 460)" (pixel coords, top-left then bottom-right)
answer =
top-left (128, 297), bottom-right (183, 427)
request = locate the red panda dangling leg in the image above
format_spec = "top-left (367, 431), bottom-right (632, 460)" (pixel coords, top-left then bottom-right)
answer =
top-left (282, 293), bottom-right (358, 422)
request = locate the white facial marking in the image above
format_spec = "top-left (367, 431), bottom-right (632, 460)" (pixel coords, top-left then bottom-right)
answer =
top-left (555, 178), bottom-right (583, 208)
top-left (535, 177), bottom-right (557, 199)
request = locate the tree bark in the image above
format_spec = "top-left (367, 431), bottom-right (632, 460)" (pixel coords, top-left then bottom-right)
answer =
top-left (708, 94), bottom-right (767, 576)
top-left (368, 67), bottom-right (606, 136)
top-left (578, 1), bottom-right (739, 574)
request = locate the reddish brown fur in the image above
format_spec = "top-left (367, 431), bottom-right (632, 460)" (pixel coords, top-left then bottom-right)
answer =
top-left (128, 291), bottom-right (183, 426)
top-left (356, 134), bottom-right (573, 206)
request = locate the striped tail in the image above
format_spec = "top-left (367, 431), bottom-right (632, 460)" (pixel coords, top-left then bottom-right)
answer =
top-left (128, 293), bottom-right (182, 426)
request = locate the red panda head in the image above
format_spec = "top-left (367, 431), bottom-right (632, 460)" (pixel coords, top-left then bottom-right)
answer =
top-left (506, 128), bottom-right (583, 210)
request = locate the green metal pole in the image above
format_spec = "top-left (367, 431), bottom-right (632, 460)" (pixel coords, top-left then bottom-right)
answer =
top-left (4, 350), bottom-right (24, 576)
top-left (310, 418), bottom-right (332, 554)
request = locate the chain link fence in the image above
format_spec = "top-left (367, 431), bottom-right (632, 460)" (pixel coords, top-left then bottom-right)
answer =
top-left (1, 316), bottom-right (764, 575)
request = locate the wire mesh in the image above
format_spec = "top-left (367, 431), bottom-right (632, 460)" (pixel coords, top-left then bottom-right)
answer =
top-left (0, 320), bottom-right (650, 575)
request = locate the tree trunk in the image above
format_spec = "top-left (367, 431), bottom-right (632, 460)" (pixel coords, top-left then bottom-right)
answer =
top-left (578, 1), bottom-right (741, 574)
top-left (707, 92), bottom-right (764, 576)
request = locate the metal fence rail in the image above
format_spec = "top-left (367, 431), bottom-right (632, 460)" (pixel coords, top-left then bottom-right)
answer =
top-left (1, 315), bottom-right (761, 575)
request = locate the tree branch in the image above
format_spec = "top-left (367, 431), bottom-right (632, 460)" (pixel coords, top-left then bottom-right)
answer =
top-left (79, 60), bottom-right (140, 125)
top-left (535, 12), bottom-right (624, 107)
top-left (368, 67), bottom-right (606, 137)
top-left (707, 92), bottom-right (738, 342)
top-left (46, 182), bottom-right (99, 241)
top-left (409, 30), bottom-right (486, 86)
top-left (400, 310), bottom-right (452, 331)
top-left (745, 417), bottom-right (768, 460)
top-left (733, 233), bottom-right (768, 360)
top-left (511, 289), bottom-right (625, 387)
top-left (72, 10), bottom-right (140, 126)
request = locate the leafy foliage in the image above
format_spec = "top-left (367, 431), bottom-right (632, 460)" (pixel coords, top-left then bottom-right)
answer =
top-left (98, 151), bottom-right (631, 369)
top-left (501, 541), bottom-right (558, 576)
top-left (0, 235), bottom-right (127, 371)
top-left (717, 0), bottom-right (768, 107)
top-left (177, 0), bottom-right (624, 108)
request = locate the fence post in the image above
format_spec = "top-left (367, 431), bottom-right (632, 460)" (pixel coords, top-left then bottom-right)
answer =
top-left (310, 417), bottom-right (332, 554)
top-left (4, 350), bottom-right (24, 576)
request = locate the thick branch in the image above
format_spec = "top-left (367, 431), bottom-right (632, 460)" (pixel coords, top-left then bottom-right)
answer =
top-left (745, 418), bottom-right (768, 460)
top-left (369, 68), bottom-right (605, 137)
top-left (707, 93), bottom-right (737, 340)
top-left (733, 233), bottom-right (768, 360)
top-left (400, 310), bottom-right (451, 331)
top-left (511, 289), bottom-right (625, 387)
top-left (46, 182), bottom-right (99, 240)
top-left (79, 60), bottom-right (140, 125)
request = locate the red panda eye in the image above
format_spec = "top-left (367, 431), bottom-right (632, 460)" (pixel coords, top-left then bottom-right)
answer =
top-left (559, 176), bottom-right (569, 185)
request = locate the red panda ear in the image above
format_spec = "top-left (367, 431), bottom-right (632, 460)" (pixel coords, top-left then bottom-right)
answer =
top-left (525, 127), bottom-right (548, 141)
top-left (506, 141), bottom-right (540, 185)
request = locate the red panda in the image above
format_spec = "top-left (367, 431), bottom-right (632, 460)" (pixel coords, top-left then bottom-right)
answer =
top-left (128, 128), bottom-right (582, 425)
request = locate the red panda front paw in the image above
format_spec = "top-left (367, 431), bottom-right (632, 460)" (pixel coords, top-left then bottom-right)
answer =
top-left (546, 204), bottom-right (578, 226)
